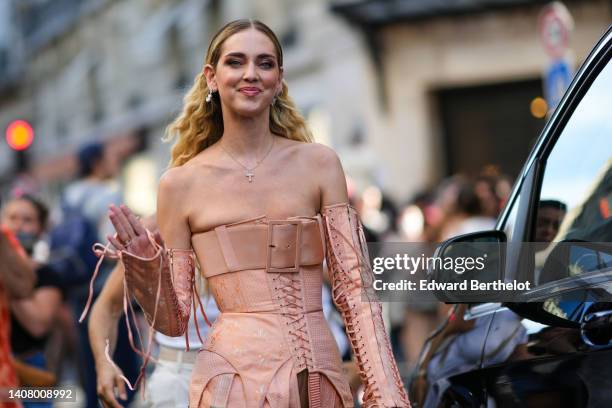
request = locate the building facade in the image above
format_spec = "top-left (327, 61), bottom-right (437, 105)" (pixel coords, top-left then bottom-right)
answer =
top-left (1, 0), bottom-right (609, 208)
top-left (0, 0), bottom-right (377, 213)
top-left (333, 0), bottom-right (611, 200)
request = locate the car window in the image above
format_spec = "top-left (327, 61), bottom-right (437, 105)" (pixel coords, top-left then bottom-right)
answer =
top-left (533, 60), bottom-right (612, 285)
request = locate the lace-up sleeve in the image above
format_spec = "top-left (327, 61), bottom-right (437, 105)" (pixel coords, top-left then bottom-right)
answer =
top-left (79, 229), bottom-right (212, 393)
top-left (323, 203), bottom-right (410, 408)
top-left (122, 246), bottom-right (196, 337)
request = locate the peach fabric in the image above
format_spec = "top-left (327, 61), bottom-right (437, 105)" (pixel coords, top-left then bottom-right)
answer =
top-left (323, 204), bottom-right (410, 407)
top-left (118, 204), bottom-right (410, 407)
top-left (189, 214), bottom-right (352, 407)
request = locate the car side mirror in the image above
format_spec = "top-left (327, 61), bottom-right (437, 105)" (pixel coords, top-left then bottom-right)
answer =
top-left (429, 230), bottom-right (507, 303)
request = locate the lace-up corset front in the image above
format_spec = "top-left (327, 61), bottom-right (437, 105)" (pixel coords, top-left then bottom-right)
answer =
top-left (189, 214), bottom-right (352, 408)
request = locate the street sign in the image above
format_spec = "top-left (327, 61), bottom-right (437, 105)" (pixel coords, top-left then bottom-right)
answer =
top-left (544, 58), bottom-right (573, 111)
top-left (538, 2), bottom-right (573, 59)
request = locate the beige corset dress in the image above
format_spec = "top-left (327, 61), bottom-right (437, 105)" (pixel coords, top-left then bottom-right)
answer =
top-left (119, 203), bottom-right (411, 408)
top-left (189, 214), bottom-right (351, 407)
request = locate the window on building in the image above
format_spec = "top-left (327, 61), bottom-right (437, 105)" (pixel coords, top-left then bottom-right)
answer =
top-left (87, 62), bottom-right (104, 123)
top-left (436, 79), bottom-right (545, 180)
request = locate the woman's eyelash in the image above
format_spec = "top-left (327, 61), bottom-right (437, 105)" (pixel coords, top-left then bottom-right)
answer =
top-left (225, 59), bottom-right (274, 68)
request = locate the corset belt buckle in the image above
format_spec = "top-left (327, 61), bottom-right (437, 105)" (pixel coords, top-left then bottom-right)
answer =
top-left (267, 220), bottom-right (302, 273)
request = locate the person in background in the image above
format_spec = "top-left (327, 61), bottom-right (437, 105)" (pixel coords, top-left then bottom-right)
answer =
top-left (535, 200), bottom-right (567, 244)
top-left (439, 178), bottom-right (497, 241)
top-left (61, 142), bottom-right (139, 408)
top-left (534, 199), bottom-right (568, 284)
top-left (0, 199), bottom-right (36, 408)
top-left (64, 142), bottom-right (123, 243)
top-left (390, 194), bottom-right (440, 374)
top-left (473, 174), bottom-right (503, 219)
top-left (2, 195), bottom-right (63, 408)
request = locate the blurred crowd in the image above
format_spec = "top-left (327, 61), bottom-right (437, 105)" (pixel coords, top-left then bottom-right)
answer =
top-left (347, 166), bottom-right (513, 375)
top-left (0, 139), bottom-right (513, 407)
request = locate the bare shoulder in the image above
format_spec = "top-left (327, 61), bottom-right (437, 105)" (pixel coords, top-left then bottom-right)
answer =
top-left (293, 143), bottom-right (348, 206)
top-left (158, 165), bottom-right (194, 200)
top-left (290, 142), bottom-right (343, 171)
top-left (157, 166), bottom-right (192, 229)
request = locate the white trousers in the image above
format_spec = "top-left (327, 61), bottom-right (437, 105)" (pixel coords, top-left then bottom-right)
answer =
top-left (145, 358), bottom-right (194, 407)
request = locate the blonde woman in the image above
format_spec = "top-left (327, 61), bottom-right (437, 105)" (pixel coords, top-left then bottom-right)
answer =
top-left (106, 19), bottom-right (409, 407)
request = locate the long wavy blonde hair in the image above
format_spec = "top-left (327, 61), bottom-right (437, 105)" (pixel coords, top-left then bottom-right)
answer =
top-left (164, 19), bottom-right (313, 168)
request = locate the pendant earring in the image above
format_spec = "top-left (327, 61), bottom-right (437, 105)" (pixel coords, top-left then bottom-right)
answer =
top-left (206, 90), bottom-right (214, 103)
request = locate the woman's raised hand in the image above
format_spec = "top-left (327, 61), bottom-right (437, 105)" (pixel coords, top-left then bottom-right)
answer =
top-left (107, 204), bottom-right (159, 258)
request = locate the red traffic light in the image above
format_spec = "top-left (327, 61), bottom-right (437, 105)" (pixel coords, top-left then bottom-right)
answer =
top-left (5, 120), bottom-right (34, 151)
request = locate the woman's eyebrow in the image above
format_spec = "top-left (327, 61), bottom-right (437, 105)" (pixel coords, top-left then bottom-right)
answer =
top-left (256, 53), bottom-right (276, 60)
top-left (224, 52), bottom-right (246, 59)
top-left (223, 52), bottom-right (276, 60)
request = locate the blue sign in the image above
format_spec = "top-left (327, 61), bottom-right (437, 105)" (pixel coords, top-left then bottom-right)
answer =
top-left (544, 59), bottom-right (573, 111)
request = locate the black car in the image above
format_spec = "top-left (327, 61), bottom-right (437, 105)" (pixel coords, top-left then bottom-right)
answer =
top-left (414, 25), bottom-right (612, 408)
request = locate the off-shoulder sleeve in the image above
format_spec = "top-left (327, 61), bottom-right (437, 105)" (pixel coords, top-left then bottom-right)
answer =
top-left (322, 203), bottom-right (411, 407)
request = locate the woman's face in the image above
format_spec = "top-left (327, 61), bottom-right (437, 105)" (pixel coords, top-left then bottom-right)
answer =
top-left (206, 28), bottom-right (283, 118)
top-left (1, 199), bottom-right (42, 237)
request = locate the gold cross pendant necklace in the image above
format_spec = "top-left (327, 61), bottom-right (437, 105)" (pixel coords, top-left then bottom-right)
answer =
top-left (220, 137), bottom-right (275, 183)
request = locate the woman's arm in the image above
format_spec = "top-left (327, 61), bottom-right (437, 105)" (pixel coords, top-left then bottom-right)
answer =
top-left (317, 146), bottom-right (411, 407)
top-left (11, 287), bottom-right (62, 337)
top-left (89, 262), bottom-right (128, 407)
top-left (107, 169), bottom-right (194, 337)
top-left (89, 264), bottom-right (126, 365)
top-left (156, 167), bottom-right (193, 250)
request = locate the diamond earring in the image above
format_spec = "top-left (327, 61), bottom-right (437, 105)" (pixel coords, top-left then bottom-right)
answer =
top-left (206, 90), bottom-right (214, 103)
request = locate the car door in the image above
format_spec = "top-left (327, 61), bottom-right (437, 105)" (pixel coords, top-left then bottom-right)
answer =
top-left (477, 26), bottom-right (612, 408)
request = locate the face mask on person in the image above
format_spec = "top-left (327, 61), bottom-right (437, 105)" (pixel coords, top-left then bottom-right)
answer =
top-left (16, 231), bottom-right (38, 255)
